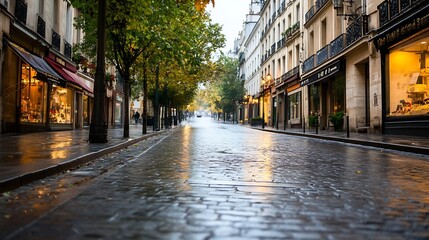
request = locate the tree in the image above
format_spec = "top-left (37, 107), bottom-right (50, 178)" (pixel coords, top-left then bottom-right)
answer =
top-left (72, 0), bottom-right (224, 137)
top-left (207, 56), bottom-right (244, 122)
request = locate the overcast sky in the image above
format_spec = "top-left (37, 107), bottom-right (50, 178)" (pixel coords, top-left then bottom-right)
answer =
top-left (207, 0), bottom-right (251, 53)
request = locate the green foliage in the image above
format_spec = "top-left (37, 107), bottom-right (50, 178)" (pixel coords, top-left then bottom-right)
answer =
top-left (71, 0), bottom-right (225, 114)
top-left (329, 111), bottom-right (344, 131)
top-left (207, 56), bottom-right (245, 115)
top-left (308, 114), bottom-right (318, 127)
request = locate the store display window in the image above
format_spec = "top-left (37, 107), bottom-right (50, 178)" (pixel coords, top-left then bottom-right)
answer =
top-left (288, 91), bottom-right (301, 124)
top-left (387, 34), bottom-right (429, 117)
top-left (115, 102), bottom-right (122, 124)
top-left (50, 85), bottom-right (73, 123)
top-left (20, 63), bottom-right (47, 123)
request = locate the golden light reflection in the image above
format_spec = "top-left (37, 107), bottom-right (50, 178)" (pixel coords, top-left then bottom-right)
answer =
top-left (243, 133), bottom-right (273, 193)
top-left (176, 125), bottom-right (192, 190)
top-left (50, 140), bottom-right (72, 159)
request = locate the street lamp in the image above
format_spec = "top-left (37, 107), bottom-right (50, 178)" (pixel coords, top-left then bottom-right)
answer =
top-left (332, 0), bottom-right (358, 20)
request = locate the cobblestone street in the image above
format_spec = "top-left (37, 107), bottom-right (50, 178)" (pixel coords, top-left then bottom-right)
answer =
top-left (1, 118), bottom-right (429, 239)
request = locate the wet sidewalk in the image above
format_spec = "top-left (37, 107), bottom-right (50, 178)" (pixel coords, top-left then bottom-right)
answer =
top-left (251, 124), bottom-right (429, 155)
top-left (0, 124), bottom-right (163, 192)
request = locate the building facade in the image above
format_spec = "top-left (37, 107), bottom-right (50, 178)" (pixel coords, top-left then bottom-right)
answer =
top-left (240, 0), bottom-right (428, 138)
top-left (0, 0), bottom-right (124, 134)
top-left (372, 0), bottom-right (429, 137)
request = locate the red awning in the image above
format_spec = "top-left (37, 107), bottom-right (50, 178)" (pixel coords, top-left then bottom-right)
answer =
top-left (44, 57), bottom-right (93, 93)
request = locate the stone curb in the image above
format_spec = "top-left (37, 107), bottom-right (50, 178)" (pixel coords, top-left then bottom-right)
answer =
top-left (254, 127), bottom-right (429, 156)
top-left (0, 131), bottom-right (164, 193)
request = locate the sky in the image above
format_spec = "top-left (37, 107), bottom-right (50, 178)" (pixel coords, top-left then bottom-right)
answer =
top-left (207, 0), bottom-right (251, 54)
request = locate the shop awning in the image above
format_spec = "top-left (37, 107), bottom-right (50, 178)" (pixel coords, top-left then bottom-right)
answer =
top-left (44, 57), bottom-right (93, 93)
top-left (3, 39), bottom-right (64, 85)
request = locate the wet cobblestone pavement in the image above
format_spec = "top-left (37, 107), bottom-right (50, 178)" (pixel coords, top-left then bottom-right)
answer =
top-left (1, 118), bottom-right (429, 239)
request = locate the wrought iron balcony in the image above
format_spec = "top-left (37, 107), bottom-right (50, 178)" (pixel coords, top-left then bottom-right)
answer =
top-left (305, 5), bottom-right (315, 23)
top-left (64, 41), bottom-right (72, 59)
top-left (277, 39), bottom-right (283, 50)
top-left (271, 44), bottom-right (276, 54)
top-left (15, 0), bottom-right (27, 25)
top-left (282, 66), bottom-right (299, 81)
top-left (52, 30), bottom-right (61, 51)
top-left (302, 55), bottom-right (315, 73)
top-left (378, 0), bottom-right (415, 27)
top-left (346, 15), bottom-right (368, 46)
top-left (330, 34), bottom-right (345, 57)
top-left (281, 1), bottom-right (285, 10)
top-left (37, 15), bottom-right (46, 38)
top-left (316, 0), bottom-right (329, 10)
top-left (316, 45), bottom-right (329, 66)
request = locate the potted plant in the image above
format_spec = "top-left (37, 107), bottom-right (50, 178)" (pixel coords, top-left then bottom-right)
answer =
top-left (250, 117), bottom-right (263, 126)
top-left (329, 111), bottom-right (344, 131)
top-left (308, 114), bottom-right (318, 127)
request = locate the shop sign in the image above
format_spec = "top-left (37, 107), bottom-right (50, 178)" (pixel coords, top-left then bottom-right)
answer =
top-left (300, 60), bottom-right (342, 86)
top-left (55, 57), bottom-right (66, 67)
top-left (373, 4), bottom-right (429, 49)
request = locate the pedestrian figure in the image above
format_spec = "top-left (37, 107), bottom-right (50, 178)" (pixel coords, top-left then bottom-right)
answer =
top-left (134, 111), bottom-right (140, 124)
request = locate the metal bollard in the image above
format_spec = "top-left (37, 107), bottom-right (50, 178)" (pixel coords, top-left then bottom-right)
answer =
top-left (346, 115), bottom-right (350, 138)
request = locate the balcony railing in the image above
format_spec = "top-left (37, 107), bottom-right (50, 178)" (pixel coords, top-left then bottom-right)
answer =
top-left (282, 66), bottom-right (299, 81)
top-left (305, 0), bottom-right (329, 24)
top-left (271, 44), bottom-right (276, 54)
top-left (64, 41), bottom-right (72, 59)
top-left (330, 34), bottom-right (346, 57)
top-left (277, 39), bottom-right (283, 50)
top-left (316, 45), bottom-right (329, 65)
top-left (378, 0), bottom-right (416, 27)
top-left (15, 0), bottom-right (27, 24)
top-left (302, 55), bottom-right (315, 73)
top-left (346, 15), bottom-right (368, 46)
top-left (281, 1), bottom-right (285, 10)
top-left (316, 0), bottom-right (329, 10)
top-left (37, 15), bottom-right (46, 38)
top-left (305, 5), bottom-right (315, 23)
top-left (52, 30), bottom-right (61, 51)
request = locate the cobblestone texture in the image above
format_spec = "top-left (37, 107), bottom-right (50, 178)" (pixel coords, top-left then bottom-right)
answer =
top-left (1, 118), bottom-right (429, 239)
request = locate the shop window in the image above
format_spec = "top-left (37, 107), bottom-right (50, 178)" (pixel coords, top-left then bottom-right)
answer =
top-left (115, 102), bottom-right (122, 124)
top-left (20, 63), bottom-right (47, 123)
top-left (387, 35), bottom-right (429, 117)
top-left (50, 85), bottom-right (73, 123)
top-left (288, 92), bottom-right (301, 124)
top-left (309, 83), bottom-right (320, 114)
top-left (331, 76), bottom-right (345, 113)
top-left (83, 95), bottom-right (89, 126)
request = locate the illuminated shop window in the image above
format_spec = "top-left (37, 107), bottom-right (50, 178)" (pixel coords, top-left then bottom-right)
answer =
top-left (387, 34), bottom-right (429, 117)
top-left (50, 85), bottom-right (73, 123)
top-left (288, 92), bottom-right (301, 124)
top-left (20, 63), bottom-right (48, 123)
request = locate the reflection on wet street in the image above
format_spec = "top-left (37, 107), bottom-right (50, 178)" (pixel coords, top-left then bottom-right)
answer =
top-left (2, 117), bottom-right (429, 239)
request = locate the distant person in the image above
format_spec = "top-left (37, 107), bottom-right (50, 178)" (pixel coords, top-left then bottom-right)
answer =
top-left (134, 111), bottom-right (140, 124)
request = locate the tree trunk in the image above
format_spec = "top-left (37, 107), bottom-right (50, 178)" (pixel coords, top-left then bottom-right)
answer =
top-left (123, 79), bottom-right (130, 138)
top-left (142, 63), bottom-right (147, 134)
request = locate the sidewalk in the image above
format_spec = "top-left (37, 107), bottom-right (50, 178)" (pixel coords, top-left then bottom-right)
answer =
top-left (251, 125), bottom-right (429, 156)
top-left (0, 124), bottom-right (163, 193)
